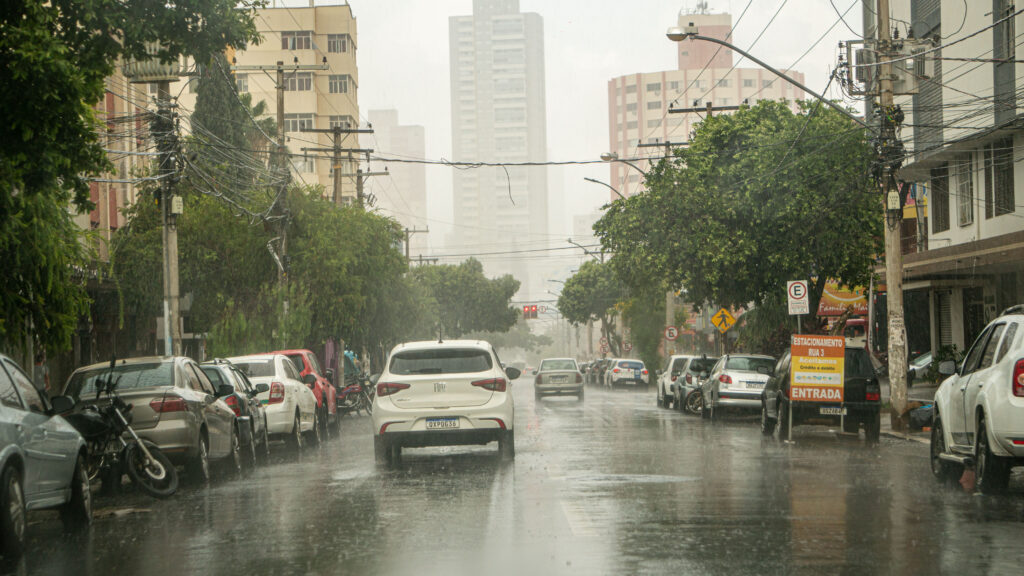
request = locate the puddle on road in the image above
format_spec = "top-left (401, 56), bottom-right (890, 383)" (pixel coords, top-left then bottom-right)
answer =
top-left (563, 473), bottom-right (698, 486)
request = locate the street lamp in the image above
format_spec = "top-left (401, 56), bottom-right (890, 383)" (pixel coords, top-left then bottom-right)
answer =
top-left (599, 151), bottom-right (649, 177)
top-left (583, 176), bottom-right (626, 200)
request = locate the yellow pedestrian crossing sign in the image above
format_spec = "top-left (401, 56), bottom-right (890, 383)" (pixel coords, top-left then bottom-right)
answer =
top-left (712, 308), bottom-right (736, 333)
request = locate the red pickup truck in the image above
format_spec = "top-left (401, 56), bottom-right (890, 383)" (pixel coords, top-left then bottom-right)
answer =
top-left (273, 349), bottom-right (339, 437)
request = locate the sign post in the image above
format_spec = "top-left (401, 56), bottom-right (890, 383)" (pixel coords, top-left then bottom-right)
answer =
top-left (787, 280), bottom-right (809, 334)
top-left (663, 326), bottom-right (679, 341)
top-left (788, 334), bottom-right (846, 442)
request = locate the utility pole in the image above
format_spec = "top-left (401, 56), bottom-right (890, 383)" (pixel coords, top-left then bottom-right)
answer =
top-left (415, 255), bottom-right (439, 266)
top-left (300, 126), bottom-right (373, 204)
top-left (155, 80), bottom-right (182, 356)
top-left (404, 227), bottom-right (429, 262)
top-left (668, 101), bottom-right (744, 118)
top-left (876, 0), bottom-right (909, 429)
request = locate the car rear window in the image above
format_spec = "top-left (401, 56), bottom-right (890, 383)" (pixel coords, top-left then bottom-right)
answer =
top-left (688, 358), bottom-right (718, 373)
top-left (286, 354), bottom-right (306, 373)
top-left (670, 358), bottom-right (688, 372)
top-left (618, 361), bottom-right (644, 370)
top-left (845, 349), bottom-right (875, 379)
top-left (725, 357), bottom-right (775, 373)
top-left (233, 360), bottom-right (277, 378)
top-left (389, 348), bottom-right (493, 375)
top-left (65, 362), bottom-right (173, 398)
top-left (200, 366), bottom-right (225, 387)
top-left (541, 359), bottom-right (576, 371)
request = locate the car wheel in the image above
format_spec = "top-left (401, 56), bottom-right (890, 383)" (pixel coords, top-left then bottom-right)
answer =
top-left (309, 410), bottom-right (322, 446)
top-left (778, 401), bottom-right (791, 439)
top-left (286, 411), bottom-right (304, 453)
top-left (975, 416), bottom-right (1010, 494)
top-left (0, 465), bottom-right (27, 560)
top-left (187, 434), bottom-right (211, 485)
top-left (760, 402), bottom-right (776, 437)
top-left (60, 454), bottom-right (92, 531)
top-left (374, 436), bottom-right (388, 465)
top-left (388, 443), bottom-right (403, 466)
top-left (259, 418), bottom-right (272, 461)
top-left (930, 415), bottom-right (962, 483)
top-left (499, 430), bottom-right (515, 460)
top-left (318, 406), bottom-right (330, 440)
top-left (864, 411), bottom-right (881, 444)
top-left (220, 425), bottom-right (243, 479)
top-left (244, 424), bottom-right (259, 470)
top-left (701, 394), bottom-right (711, 419)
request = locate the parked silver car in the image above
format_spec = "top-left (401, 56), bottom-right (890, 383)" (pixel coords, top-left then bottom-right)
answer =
top-left (702, 354), bottom-right (776, 420)
top-left (534, 357), bottom-right (584, 401)
top-left (0, 354), bottom-right (90, 558)
top-left (201, 360), bottom-right (271, 467)
top-left (63, 356), bottom-right (241, 483)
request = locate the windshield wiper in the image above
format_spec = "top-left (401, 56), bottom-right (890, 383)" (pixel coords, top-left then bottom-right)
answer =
top-left (410, 368), bottom-right (443, 374)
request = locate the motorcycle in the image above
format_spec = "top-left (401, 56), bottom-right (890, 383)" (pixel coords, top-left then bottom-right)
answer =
top-left (337, 373), bottom-right (375, 416)
top-left (62, 362), bottom-right (178, 498)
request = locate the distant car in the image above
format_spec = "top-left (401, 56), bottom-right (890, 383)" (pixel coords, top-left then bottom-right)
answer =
top-left (0, 354), bottom-right (90, 557)
top-left (672, 355), bottom-right (719, 414)
top-left (702, 354), bottom-right (776, 419)
top-left (930, 306), bottom-right (1024, 494)
top-left (534, 357), bottom-right (584, 401)
top-left (656, 355), bottom-right (697, 408)
top-left (761, 347), bottom-right (881, 442)
top-left (64, 356), bottom-right (241, 483)
top-left (371, 340), bottom-right (517, 465)
top-left (226, 354), bottom-right (319, 452)
top-left (604, 359), bottom-right (649, 389)
top-left (908, 351), bottom-right (932, 385)
top-left (273, 349), bottom-right (338, 438)
top-left (200, 360), bottom-right (271, 467)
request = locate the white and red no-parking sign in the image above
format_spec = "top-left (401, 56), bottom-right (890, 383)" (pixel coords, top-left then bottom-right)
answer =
top-left (787, 280), bottom-right (809, 315)
top-left (664, 326), bottom-right (679, 341)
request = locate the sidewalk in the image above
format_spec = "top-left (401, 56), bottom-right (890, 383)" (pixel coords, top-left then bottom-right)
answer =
top-left (878, 375), bottom-right (935, 445)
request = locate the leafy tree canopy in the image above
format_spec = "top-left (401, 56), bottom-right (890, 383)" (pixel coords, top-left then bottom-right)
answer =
top-left (557, 260), bottom-right (626, 355)
top-left (409, 259), bottom-right (520, 338)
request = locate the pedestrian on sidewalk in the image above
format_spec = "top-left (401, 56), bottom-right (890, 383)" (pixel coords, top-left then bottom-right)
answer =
top-left (33, 350), bottom-right (50, 396)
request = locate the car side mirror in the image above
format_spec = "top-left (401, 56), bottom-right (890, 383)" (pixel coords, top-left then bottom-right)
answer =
top-left (302, 373), bottom-right (317, 386)
top-left (217, 383), bottom-right (234, 398)
top-left (938, 360), bottom-right (956, 376)
top-left (531, 369), bottom-right (538, 375)
top-left (255, 383), bottom-right (270, 394)
top-left (324, 369), bottom-right (334, 381)
top-left (50, 395), bottom-right (74, 415)
top-left (369, 373), bottom-right (381, 386)
top-left (505, 367), bottom-right (521, 380)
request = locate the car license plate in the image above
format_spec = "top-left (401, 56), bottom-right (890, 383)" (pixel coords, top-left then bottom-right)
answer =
top-left (632, 370), bottom-right (639, 378)
top-left (745, 381), bottom-right (763, 389)
top-left (426, 417), bottom-right (459, 430)
top-left (550, 375), bottom-right (567, 383)
top-left (819, 407), bottom-right (846, 416)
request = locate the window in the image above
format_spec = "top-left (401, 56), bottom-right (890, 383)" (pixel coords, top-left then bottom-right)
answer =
top-left (743, 79), bottom-right (754, 88)
top-left (65, 362), bottom-right (174, 398)
top-left (646, 82), bottom-right (661, 92)
top-left (626, 103), bottom-right (637, 112)
top-left (626, 121), bottom-right (637, 130)
top-left (647, 119), bottom-right (662, 128)
top-left (715, 98), bottom-right (730, 106)
top-left (539, 359), bottom-right (577, 371)
top-left (493, 19), bottom-right (523, 35)
top-left (327, 34), bottom-right (350, 53)
top-left (696, 80), bottom-right (707, 90)
top-left (235, 73), bottom-right (248, 93)
top-left (233, 360), bottom-right (275, 379)
top-left (0, 365), bottom-right (21, 409)
top-left (931, 165), bottom-right (950, 233)
top-left (955, 154), bottom-right (973, 226)
top-left (647, 101), bottom-right (661, 110)
top-left (329, 74), bottom-right (351, 94)
top-left (282, 357), bottom-right (301, 381)
top-left (285, 72), bottom-right (312, 91)
top-left (997, 323), bottom-right (1019, 362)
top-left (669, 81), bottom-right (680, 90)
top-left (495, 108), bottom-right (525, 123)
top-left (329, 115), bottom-right (355, 129)
top-left (725, 356), bottom-right (776, 373)
top-left (200, 367), bottom-right (225, 388)
top-left (389, 348), bottom-right (493, 375)
top-left (188, 78), bottom-right (198, 94)
top-left (988, 138), bottom-right (1015, 216)
top-left (291, 155), bottom-right (315, 173)
top-left (716, 78), bottom-right (731, 88)
top-left (979, 324), bottom-right (1007, 370)
top-left (961, 326), bottom-right (993, 375)
top-left (762, 79), bottom-right (774, 88)
top-left (281, 31), bottom-right (312, 50)
top-left (625, 85), bottom-right (637, 94)
top-left (189, 364), bottom-right (216, 395)
top-left (494, 48), bottom-right (524, 65)
top-left (284, 113), bottom-right (314, 133)
top-left (6, 362), bottom-right (45, 414)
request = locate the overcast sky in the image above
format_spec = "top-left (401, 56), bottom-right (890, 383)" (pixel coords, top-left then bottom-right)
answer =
top-left (287, 0), bottom-right (865, 258)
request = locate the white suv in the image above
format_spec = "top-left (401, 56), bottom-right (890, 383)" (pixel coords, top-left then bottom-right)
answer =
top-left (931, 306), bottom-right (1024, 493)
top-left (371, 340), bottom-right (517, 465)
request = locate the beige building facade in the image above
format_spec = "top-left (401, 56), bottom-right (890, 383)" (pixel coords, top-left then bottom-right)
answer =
top-left (607, 11), bottom-right (806, 199)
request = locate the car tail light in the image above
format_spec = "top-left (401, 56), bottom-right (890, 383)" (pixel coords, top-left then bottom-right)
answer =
top-left (535, 374), bottom-right (542, 384)
top-left (719, 374), bottom-right (732, 385)
top-left (1013, 360), bottom-right (1024, 397)
top-left (223, 394), bottom-right (242, 417)
top-left (576, 373), bottom-right (583, 383)
top-left (377, 382), bottom-right (411, 397)
top-left (671, 375), bottom-right (678, 382)
top-left (685, 373), bottom-right (693, 384)
top-left (642, 369), bottom-right (648, 375)
top-left (150, 396), bottom-right (186, 413)
top-left (472, 377), bottom-right (507, 392)
top-left (865, 391), bottom-right (880, 402)
top-left (268, 381), bottom-right (286, 404)
top-left (613, 368), bottom-right (620, 373)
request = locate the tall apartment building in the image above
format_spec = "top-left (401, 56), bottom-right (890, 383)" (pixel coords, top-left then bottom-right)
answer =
top-left (449, 0), bottom-right (549, 290)
top-left (174, 3), bottom-right (361, 202)
top-left (607, 10), bottom-right (806, 199)
top-left (368, 109), bottom-right (428, 257)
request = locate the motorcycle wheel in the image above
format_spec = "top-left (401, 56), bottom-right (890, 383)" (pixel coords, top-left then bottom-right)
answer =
top-left (125, 441), bottom-right (178, 498)
top-left (362, 391), bottom-right (374, 415)
top-left (685, 390), bottom-right (703, 416)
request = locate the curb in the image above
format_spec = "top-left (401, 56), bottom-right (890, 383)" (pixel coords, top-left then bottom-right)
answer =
top-left (881, 430), bottom-right (930, 445)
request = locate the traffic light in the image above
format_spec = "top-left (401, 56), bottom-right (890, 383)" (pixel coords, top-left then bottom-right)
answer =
top-left (522, 305), bottom-right (539, 319)
top-left (530, 305), bottom-right (538, 319)
top-left (523, 305), bottom-right (530, 319)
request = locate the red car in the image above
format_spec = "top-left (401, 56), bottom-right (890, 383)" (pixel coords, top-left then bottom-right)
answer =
top-left (273, 349), bottom-right (339, 437)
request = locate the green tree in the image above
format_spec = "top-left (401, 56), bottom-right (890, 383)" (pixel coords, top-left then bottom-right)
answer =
top-left (557, 260), bottom-right (626, 355)
top-left (621, 287), bottom-right (666, 369)
top-left (464, 319), bottom-right (553, 354)
top-left (596, 100), bottom-right (879, 332)
top-left (409, 259), bottom-right (520, 338)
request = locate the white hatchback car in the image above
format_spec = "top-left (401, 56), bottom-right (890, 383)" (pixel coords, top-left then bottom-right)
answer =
top-left (372, 340), bottom-right (518, 464)
top-left (226, 354), bottom-right (319, 451)
top-left (931, 306), bottom-right (1024, 494)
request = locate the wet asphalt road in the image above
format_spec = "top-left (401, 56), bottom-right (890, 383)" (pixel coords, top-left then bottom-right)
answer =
top-left (12, 380), bottom-right (1024, 576)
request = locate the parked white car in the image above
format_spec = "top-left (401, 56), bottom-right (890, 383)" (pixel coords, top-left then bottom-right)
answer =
top-left (930, 306), bottom-right (1024, 494)
top-left (702, 354), bottom-right (776, 420)
top-left (657, 355), bottom-right (693, 408)
top-left (226, 354), bottom-right (319, 451)
top-left (604, 359), bottom-right (649, 389)
top-left (372, 340), bottom-right (518, 464)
